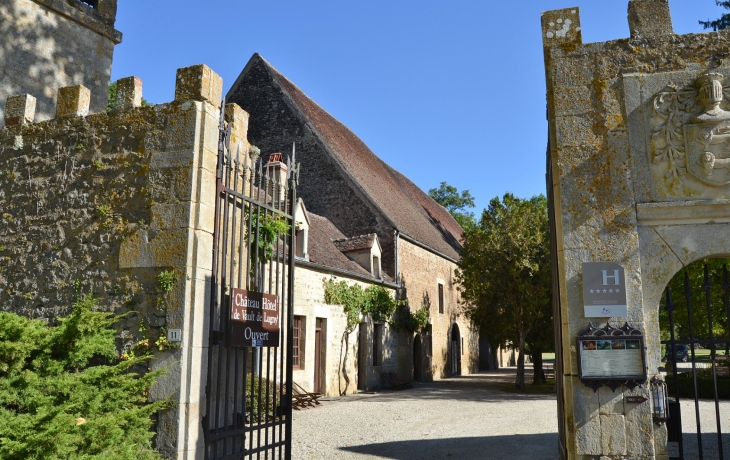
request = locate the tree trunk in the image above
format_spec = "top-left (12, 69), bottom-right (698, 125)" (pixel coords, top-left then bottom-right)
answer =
top-left (339, 328), bottom-right (353, 396)
top-left (515, 332), bottom-right (526, 391)
top-left (531, 349), bottom-right (545, 384)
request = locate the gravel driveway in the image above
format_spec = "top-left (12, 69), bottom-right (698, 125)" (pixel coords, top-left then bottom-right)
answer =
top-left (291, 369), bottom-right (559, 460)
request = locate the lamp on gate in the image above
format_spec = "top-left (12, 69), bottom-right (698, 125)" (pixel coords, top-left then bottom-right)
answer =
top-left (650, 377), bottom-right (669, 425)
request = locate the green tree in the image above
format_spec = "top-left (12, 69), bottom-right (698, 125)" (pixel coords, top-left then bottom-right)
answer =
top-left (428, 182), bottom-right (476, 231)
top-left (0, 294), bottom-right (172, 459)
top-left (660, 258), bottom-right (730, 355)
top-left (700, 1), bottom-right (730, 31)
top-left (456, 193), bottom-right (552, 390)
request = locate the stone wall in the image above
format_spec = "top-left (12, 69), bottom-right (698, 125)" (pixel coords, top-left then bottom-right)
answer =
top-left (543, 1), bottom-right (730, 459)
top-left (0, 65), bottom-right (234, 459)
top-left (397, 237), bottom-right (478, 380)
top-left (0, 0), bottom-right (121, 122)
top-left (293, 264), bottom-right (399, 394)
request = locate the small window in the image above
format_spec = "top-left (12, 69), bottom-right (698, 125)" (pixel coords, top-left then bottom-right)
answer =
top-left (295, 229), bottom-right (305, 258)
top-left (438, 283), bottom-right (444, 314)
top-left (373, 323), bottom-right (383, 366)
top-left (461, 337), bottom-right (464, 355)
top-left (372, 255), bottom-right (380, 278)
top-left (293, 316), bottom-right (305, 369)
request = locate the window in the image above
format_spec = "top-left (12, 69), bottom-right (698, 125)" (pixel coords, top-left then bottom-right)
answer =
top-left (372, 255), bottom-right (380, 278)
top-left (438, 283), bottom-right (444, 314)
top-left (461, 337), bottom-right (464, 355)
top-left (373, 323), bottom-right (383, 366)
top-left (295, 229), bottom-right (305, 258)
top-left (292, 316), bottom-right (305, 369)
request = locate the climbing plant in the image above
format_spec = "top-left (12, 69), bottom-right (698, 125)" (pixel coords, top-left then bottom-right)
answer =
top-left (323, 279), bottom-right (401, 395)
top-left (391, 305), bottom-right (430, 333)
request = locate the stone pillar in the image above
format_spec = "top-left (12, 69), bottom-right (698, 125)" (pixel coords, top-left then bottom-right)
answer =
top-left (115, 76), bottom-right (143, 111)
top-left (4, 94), bottom-right (36, 126)
top-left (119, 64), bottom-right (224, 458)
top-left (628, 0), bottom-right (673, 38)
top-left (56, 85), bottom-right (91, 118)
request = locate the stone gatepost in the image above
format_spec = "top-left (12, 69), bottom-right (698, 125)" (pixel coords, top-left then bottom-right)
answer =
top-left (544, 1), bottom-right (730, 459)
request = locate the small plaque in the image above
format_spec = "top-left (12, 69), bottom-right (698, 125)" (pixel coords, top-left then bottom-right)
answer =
top-left (167, 328), bottom-right (182, 342)
top-left (582, 262), bottom-right (628, 317)
top-left (230, 288), bottom-right (280, 348)
top-left (717, 366), bottom-right (730, 377)
top-left (626, 396), bottom-right (647, 404)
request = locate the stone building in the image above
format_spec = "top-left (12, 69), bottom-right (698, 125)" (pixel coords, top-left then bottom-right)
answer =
top-left (288, 197), bottom-right (400, 396)
top-left (0, 0), bottom-right (122, 122)
top-left (228, 54), bottom-right (479, 380)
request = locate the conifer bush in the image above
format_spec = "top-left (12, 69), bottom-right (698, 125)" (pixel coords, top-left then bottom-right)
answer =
top-left (0, 294), bottom-right (173, 459)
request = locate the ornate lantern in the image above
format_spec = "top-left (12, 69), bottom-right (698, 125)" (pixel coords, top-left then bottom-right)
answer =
top-left (650, 377), bottom-right (669, 425)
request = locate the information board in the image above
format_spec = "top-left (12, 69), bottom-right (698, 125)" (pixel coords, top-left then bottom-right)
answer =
top-left (576, 322), bottom-right (647, 390)
top-left (578, 338), bottom-right (645, 379)
top-left (229, 288), bottom-right (280, 348)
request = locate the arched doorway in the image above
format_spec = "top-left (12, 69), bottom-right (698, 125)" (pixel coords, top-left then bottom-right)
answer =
top-left (451, 324), bottom-right (461, 376)
top-left (657, 257), bottom-right (730, 459)
top-left (413, 334), bottom-right (423, 381)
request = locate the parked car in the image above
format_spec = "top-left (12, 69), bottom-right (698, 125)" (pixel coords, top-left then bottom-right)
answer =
top-left (663, 344), bottom-right (689, 363)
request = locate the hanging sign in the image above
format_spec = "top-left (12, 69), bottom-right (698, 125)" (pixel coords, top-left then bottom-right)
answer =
top-left (230, 288), bottom-right (280, 347)
top-left (582, 262), bottom-right (628, 317)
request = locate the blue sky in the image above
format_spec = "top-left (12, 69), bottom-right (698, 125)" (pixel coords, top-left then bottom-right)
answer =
top-left (112, 1), bottom-right (725, 213)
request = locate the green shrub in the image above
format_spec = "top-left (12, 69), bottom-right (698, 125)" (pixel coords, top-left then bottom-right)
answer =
top-left (0, 294), bottom-right (173, 459)
top-left (667, 372), bottom-right (730, 400)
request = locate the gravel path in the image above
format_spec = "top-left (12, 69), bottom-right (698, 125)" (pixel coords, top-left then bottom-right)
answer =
top-left (291, 369), bottom-right (559, 460)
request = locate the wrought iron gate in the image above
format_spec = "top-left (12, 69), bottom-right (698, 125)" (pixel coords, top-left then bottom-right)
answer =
top-left (662, 264), bottom-right (730, 460)
top-left (204, 104), bottom-right (297, 459)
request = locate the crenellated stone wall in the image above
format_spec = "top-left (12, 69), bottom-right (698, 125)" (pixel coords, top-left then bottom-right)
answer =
top-left (0, 64), bottom-right (247, 459)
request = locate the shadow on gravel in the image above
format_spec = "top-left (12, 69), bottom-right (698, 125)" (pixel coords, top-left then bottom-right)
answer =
top-left (339, 433), bottom-right (559, 460)
top-left (354, 372), bottom-right (557, 404)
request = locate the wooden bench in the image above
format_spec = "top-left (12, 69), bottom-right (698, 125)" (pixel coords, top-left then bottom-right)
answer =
top-left (544, 364), bottom-right (555, 380)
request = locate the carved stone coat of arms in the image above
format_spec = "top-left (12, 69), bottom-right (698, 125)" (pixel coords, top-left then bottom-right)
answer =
top-left (651, 72), bottom-right (730, 188)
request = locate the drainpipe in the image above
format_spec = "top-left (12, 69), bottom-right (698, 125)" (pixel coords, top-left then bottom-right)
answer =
top-left (394, 230), bottom-right (400, 288)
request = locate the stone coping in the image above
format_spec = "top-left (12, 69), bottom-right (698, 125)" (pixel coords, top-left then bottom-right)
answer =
top-left (636, 199), bottom-right (730, 226)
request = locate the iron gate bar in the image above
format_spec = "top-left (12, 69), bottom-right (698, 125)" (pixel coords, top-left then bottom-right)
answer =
top-left (703, 264), bottom-right (725, 460)
top-left (663, 263), bottom-right (730, 460)
top-left (684, 271), bottom-right (704, 458)
top-left (204, 102), bottom-right (295, 459)
top-left (665, 286), bottom-right (685, 458)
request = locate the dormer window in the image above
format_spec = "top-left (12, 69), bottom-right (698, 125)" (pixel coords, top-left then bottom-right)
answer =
top-left (333, 233), bottom-right (383, 278)
top-left (293, 198), bottom-right (310, 260)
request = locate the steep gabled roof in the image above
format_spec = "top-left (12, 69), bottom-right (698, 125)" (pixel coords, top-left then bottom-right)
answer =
top-left (307, 213), bottom-right (393, 283)
top-left (229, 54), bottom-right (463, 261)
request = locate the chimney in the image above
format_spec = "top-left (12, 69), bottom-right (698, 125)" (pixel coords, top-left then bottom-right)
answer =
top-left (265, 153), bottom-right (288, 203)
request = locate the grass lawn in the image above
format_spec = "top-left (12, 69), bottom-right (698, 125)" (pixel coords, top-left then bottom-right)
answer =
top-left (542, 353), bottom-right (555, 363)
top-left (499, 379), bottom-right (557, 395)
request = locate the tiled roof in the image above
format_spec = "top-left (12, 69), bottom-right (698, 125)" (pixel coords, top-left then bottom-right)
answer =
top-left (249, 54), bottom-right (463, 260)
top-left (332, 234), bottom-right (376, 253)
top-left (306, 212), bottom-right (392, 282)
